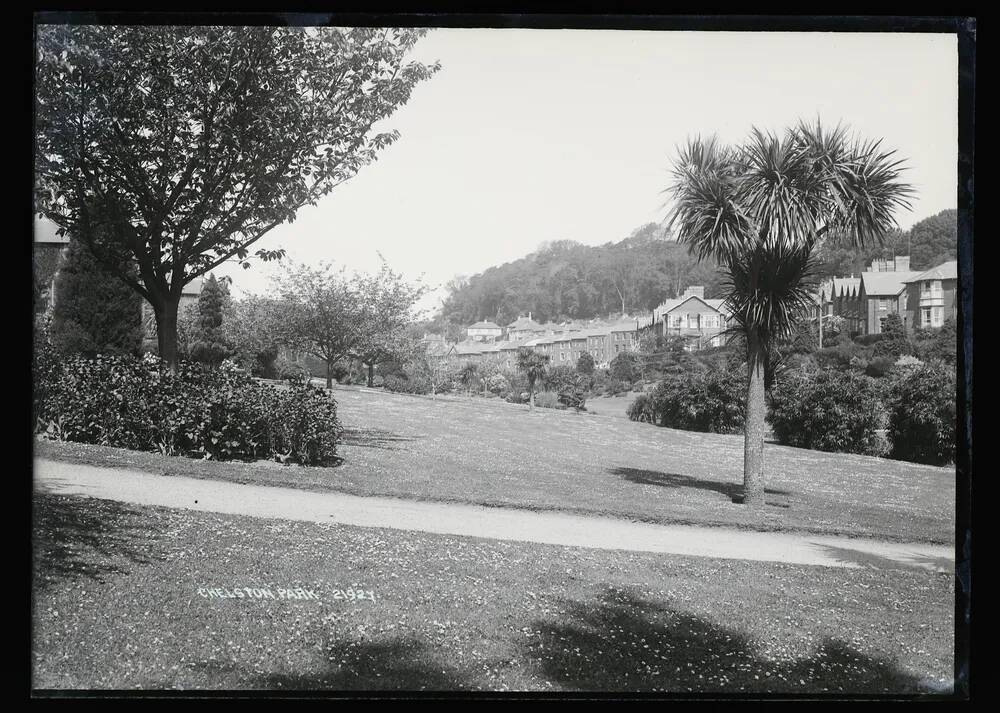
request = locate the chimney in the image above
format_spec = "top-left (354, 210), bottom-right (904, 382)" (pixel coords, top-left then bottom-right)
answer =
top-left (684, 286), bottom-right (705, 299)
top-left (895, 255), bottom-right (910, 272)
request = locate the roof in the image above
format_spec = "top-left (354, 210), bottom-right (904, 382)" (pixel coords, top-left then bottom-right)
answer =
top-left (860, 271), bottom-right (921, 297)
top-left (903, 260), bottom-right (958, 283)
top-left (507, 316), bottom-right (543, 330)
top-left (656, 295), bottom-right (730, 319)
top-left (468, 321), bottom-right (501, 330)
top-left (452, 340), bottom-right (488, 355)
top-left (34, 216), bottom-right (70, 244)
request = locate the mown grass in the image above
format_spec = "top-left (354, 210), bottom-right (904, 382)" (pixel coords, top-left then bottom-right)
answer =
top-left (32, 493), bottom-right (954, 694)
top-left (34, 384), bottom-right (955, 544)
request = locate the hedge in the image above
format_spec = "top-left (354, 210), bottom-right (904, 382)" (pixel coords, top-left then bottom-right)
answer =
top-left (33, 346), bottom-right (342, 466)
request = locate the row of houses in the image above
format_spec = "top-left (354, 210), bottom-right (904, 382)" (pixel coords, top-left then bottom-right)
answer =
top-left (815, 255), bottom-right (958, 335)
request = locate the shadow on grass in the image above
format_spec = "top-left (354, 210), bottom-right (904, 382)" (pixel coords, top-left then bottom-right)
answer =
top-left (32, 493), bottom-right (166, 592)
top-left (340, 428), bottom-right (419, 451)
top-left (611, 467), bottom-right (791, 503)
top-left (195, 636), bottom-right (471, 691)
top-left (527, 588), bottom-right (942, 694)
top-left (813, 544), bottom-right (953, 574)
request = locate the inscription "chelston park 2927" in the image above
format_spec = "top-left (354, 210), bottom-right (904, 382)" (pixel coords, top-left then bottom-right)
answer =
top-left (197, 587), bottom-right (320, 600)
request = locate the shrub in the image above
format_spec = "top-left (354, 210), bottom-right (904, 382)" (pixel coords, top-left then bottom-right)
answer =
top-left (486, 373), bottom-right (510, 396)
top-left (33, 354), bottom-right (342, 465)
top-left (609, 351), bottom-right (641, 387)
top-left (769, 368), bottom-right (889, 457)
top-left (864, 356), bottom-right (897, 378)
top-left (646, 363), bottom-right (746, 435)
top-left (886, 362), bottom-right (955, 465)
top-left (575, 351), bottom-right (595, 376)
top-left (533, 391), bottom-right (563, 410)
top-left (190, 274), bottom-right (231, 366)
top-left (556, 374), bottom-right (588, 411)
top-left (626, 393), bottom-right (657, 424)
top-left (382, 374), bottom-right (432, 395)
top-left (274, 354), bottom-right (311, 382)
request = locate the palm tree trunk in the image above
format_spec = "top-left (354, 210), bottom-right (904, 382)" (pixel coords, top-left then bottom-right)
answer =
top-left (742, 334), bottom-right (766, 506)
top-left (529, 386), bottom-right (535, 410)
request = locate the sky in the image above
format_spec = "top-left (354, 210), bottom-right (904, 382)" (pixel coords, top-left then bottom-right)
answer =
top-left (214, 29), bottom-right (959, 315)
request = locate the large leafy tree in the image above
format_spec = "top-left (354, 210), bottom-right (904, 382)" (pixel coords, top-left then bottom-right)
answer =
top-left (34, 25), bottom-right (439, 368)
top-left (49, 237), bottom-right (143, 357)
top-left (667, 120), bottom-right (911, 506)
top-left (222, 295), bottom-right (286, 377)
top-left (351, 261), bottom-right (428, 387)
top-left (275, 262), bottom-right (364, 389)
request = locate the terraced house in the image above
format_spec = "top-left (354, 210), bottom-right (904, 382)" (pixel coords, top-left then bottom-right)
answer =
top-left (902, 260), bottom-right (958, 331)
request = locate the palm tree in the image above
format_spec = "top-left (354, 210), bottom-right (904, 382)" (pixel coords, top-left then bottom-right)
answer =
top-left (458, 361), bottom-right (479, 396)
top-left (667, 120), bottom-right (912, 506)
top-left (515, 347), bottom-right (549, 410)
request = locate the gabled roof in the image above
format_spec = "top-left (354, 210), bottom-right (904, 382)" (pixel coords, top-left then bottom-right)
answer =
top-left (468, 321), bottom-right (501, 330)
top-left (860, 271), bottom-right (921, 297)
top-left (903, 260), bottom-right (958, 283)
top-left (657, 295), bottom-right (730, 318)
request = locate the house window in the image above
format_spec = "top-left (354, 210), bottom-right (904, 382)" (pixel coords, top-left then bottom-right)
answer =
top-left (877, 298), bottom-right (889, 310)
top-left (921, 307), bottom-right (932, 327)
top-left (932, 307), bottom-right (943, 327)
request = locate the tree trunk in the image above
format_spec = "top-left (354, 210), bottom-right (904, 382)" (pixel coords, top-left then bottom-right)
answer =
top-left (326, 360), bottom-right (333, 390)
top-left (367, 363), bottom-right (374, 388)
top-left (152, 294), bottom-right (181, 372)
top-left (742, 335), bottom-right (767, 507)
top-left (529, 387), bottom-right (535, 410)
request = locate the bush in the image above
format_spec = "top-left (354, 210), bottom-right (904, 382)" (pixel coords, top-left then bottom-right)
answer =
top-left (769, 368), bottom-right (889, 457)
top-left (485, 373), bottom-right (510, 396)
top-left (864, 356), bottom-right (897, 378)
top-left (887, 362), bottom-right (955, 465)
top-left (626, 393), bottom-right (657, 423)
top-left (274, 354), bottom-right (311, 382)
top-left (644, 363), bottom-right (746, 435)
top-left (533, 391), bottom-right (563, 409)
top-left (382, 373), bottom-right (432, 395)
top-left (609, 351), bottom-right (641, 387)
top-left (556, 374), bottom-right (588, 411)
top-left (33, 354), bottom-right (342, 465)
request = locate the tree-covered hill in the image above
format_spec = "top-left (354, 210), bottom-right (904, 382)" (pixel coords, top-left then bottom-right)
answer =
top-left (439, 223), bottom-right (726, 327)
top-left (436, 209), bottom-right (957, 330)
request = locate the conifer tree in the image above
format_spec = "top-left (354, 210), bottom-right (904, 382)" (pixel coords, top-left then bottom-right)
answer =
top-left (49, 238), bottom-right (142, 357)
top-left (190, 274), bottom-right (230, 366)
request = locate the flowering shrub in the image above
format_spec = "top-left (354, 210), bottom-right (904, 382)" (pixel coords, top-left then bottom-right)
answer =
top-left (485, 373), bottom-right (511, 396)
top-left (769, 368), bottom-right (889, 457)
top-left (33, 353), bottom-right (342, 465)
top-left (886, 362), bottom-right (956, 466)
top-left (382, 374), bottom-right (432, 395)
top-left (626, 393), bottom-right (657, 423)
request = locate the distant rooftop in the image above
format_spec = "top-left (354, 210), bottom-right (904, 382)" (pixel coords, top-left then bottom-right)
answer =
top-left (904, 260), bottom-right (958, 283)
top-left (468, 321), bottom-right (501, 330)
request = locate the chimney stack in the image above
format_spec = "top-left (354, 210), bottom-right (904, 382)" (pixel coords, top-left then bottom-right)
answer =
top-left (895, 255), bottom-right (910, 272)
top-left (684, 286), bottom-right (705, 299)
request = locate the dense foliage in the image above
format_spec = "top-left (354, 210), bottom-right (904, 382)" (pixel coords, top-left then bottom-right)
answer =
top-left (35, 25), bottom-right (439, 365)
top-left (34, 348), bottom-right (342, 465)
top-left (629, 362), bottom-right (746, 434)
top-left (769, 368), bottom-right (890, 457)
top-left (886, 362), bottom-right (956, 465)
top-left (48, 238), bottom-right (142, 357)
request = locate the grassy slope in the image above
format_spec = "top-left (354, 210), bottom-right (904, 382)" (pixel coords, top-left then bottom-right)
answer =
top-left (32, 493), bottom-right (954, 693)
top-left (34, 385), bottom-right (955, 544)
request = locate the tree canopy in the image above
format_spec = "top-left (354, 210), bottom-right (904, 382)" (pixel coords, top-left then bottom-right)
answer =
top-left (34, 25), bottom-right (439, 365)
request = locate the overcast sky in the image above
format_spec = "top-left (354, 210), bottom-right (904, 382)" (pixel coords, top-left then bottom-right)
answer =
top-left (214, 29), bottom-right (959, 314)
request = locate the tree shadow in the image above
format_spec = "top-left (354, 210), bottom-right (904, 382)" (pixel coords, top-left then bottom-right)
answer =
top-left (191, 636), bottom-right (472, 691)
top-left (611, 467), bottom-right (792, 504)
top-left (32, 493), bottom-right (167, 593)
top-left (339, 428), bottom-right (419, 451)
top-left (526, 588), bottom-right (946, 694)
top-left (813, 544), bottom-right (953, 574)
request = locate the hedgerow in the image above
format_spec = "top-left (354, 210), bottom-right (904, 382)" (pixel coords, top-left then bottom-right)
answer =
top-left (33, 347), bottom-right (342, 465)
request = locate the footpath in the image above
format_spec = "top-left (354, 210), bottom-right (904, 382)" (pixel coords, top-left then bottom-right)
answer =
top-left (34, 458), bottom-right (953, 573)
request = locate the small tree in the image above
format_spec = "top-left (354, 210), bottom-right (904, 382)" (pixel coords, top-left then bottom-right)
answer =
top-left (190, 274), bottom-right (231, 366)
top-left (609, 351), bottom-right (641, 389)
top-left (873, 313), bottom-right (913, 360)
top-left (575, 351), bottom-right (595, 376)
top-left (458, 362), bottom-right (479, 395)
top-left (223, 295), bottom-right (285, 376)
top-left (516, 347), bottom-right (549, 410)
top-left (49, 238), bottom-right (142, 357)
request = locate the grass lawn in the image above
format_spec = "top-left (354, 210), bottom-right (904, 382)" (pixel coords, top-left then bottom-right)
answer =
top-left (32, 493), bottom-right (954, 693)
top-left (36, 385), bottom-right (955, 545)
top-left (35, 385), bottom-right (955, 544)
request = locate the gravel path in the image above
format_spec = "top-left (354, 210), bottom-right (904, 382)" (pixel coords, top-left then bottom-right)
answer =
top-left (34, 458), bottom-right (953, 573)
